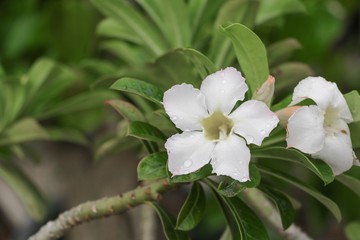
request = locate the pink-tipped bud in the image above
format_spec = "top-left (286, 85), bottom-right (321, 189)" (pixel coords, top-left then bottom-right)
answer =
top-left (276, 106), bottom-right (302, 127)
top-left (252, 75), bottom-right (275, 106)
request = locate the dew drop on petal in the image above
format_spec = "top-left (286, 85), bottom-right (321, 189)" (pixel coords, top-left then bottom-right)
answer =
top-left (220, 89), bottom-right (225, 94)
top-left (260, 129), bottom-right (266, 135)
top-left (221, 79), bottom-right (226, 84)
top-left (246, 136), bottom-right (254, 144)
top-left (184, 160), bottom-right (192, 167)
top-left (241, 177), bottom-right (249, 182)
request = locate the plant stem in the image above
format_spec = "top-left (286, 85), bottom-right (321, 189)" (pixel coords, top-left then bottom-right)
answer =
top-left (28, 179), bottom-right (174, 240)
top-left (241, 188), bottom-right (313, 240)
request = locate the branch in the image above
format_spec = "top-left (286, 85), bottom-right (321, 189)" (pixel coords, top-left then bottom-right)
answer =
top-left (242, 188), bottom-right (313, 240)
top-left (28, 179), bottom-right (174, 240)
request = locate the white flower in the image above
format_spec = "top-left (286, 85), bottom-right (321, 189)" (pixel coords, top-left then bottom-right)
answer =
top-left (163, 67), bottom-right (279, 182)
top-left (286, 76), bottom-right (359, 175)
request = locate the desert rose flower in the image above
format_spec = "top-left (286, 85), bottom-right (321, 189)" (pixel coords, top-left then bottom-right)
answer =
top-left (163, 67), bottom-right (279, 182)
top-left (282, 77), bottom-right (359, 175)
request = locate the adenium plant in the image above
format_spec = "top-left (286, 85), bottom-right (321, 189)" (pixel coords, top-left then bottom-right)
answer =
top-left (27, 1), bottom-right (360, 239)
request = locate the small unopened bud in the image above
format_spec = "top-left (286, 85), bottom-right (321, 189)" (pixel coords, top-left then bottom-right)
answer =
top-left (276, 106), bottom-right (302, 127)
top-left (252, 75), bottom-right (275, 106)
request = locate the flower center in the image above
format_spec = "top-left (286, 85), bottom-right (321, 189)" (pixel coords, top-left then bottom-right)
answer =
top-left (201, 111), bottom-right (234, 141)
top-left (323, 107), bottom-right (337, 129)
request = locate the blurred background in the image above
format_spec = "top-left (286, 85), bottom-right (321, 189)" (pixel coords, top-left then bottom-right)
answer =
top-left (0, 0), bottom-right (359, 239)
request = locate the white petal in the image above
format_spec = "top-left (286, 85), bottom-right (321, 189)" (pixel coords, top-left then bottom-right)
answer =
top-left (229, 100), bottom-right (279, 146)
top-left (210, 135), bottom-right (251, 182)
top-left (200, 67), bottom-right (248, 115)
top-left (290, 77), bottom-right (352, 122)
top-left (163, 84), bottom-right (209, 131)
top-left (312, 132), bottom-right (354, 175)
top-left (165, 131), bottom-right (215, 176)
top-left (287, 106), bottom-right (325, 153)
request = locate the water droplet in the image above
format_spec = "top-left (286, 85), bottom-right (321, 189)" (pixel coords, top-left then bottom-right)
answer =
top-left (184, 160), bottom-right (192, 167)
top-left (202, 159), bottom-right (207, 163)
top-left (241, 177), bottom-right (248, 182)
top-left (212, 160), bottom-right (217, 165)
top-left (246, 136), bottom-right (254, 143)
top-left (233, 172), bottom-right (239, 176)
top-left (220, 89), bottom-right (225, 94)
top-left (221, 79), bottom-right (226, 84)
top-left (190, 134), bottom-right (194, 138)
top-left (234, 168), bottom-right (238, 171)
top-left (265, 123), bottom-right (271, 128)
top-left (184, 170), bottom-right (189, 174)
top-left (260, 129), bottom-right (266, 135)
top-left (171, 116), bottom-right (178, 121)
top-left (272, 115), bottom-right (278, 121)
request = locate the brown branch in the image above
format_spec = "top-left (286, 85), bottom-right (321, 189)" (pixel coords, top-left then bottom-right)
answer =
top-left (28, 179), bottom-right (174, 240)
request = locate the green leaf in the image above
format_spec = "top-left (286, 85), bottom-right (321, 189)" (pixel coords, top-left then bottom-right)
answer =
top-left (253, 147), bottom-right (334, 185)
top-left (106, 100), bottom-right (145, 122)
top-left (97, 19), bottom-right (142, 44)
top-left (111, 78), bottom-right (164, 105)
top-left (209, 0), bottom-right (259, 68)
top-left (176, 182), bottom-right (206, 231)
top-left (217, 164), bottom-right (261, 197)
top-left (260, 167), bottom-right (342, 222)
top-left (256, 0), bottom-right (306, 25)
top-left (27, 58), bottom-right (56, 99)
top-left (258, 186), bottom-right (295, 229)
top-left (210, 186), bottom-right (269, 240)
top-left (128, 121), bottom-right (166, 143)
top-left (345, 222), bottom-right (360, 240)
top-left (178, 48), bottom-right (217, 79)
top-left (272, 62), bottom-right (314, 93)
top-left (222, 23), bottom-right (269, 95)
top-left (39, 90), bottom-right (117, 119)
top-left (349, 122), bottom-right (360, 148)
top-left (170, 164), bottom-right (212, 183)
top-left (267, 38), bottom-right (302, 67)
top-left (46, 127), bottom-right (88, 146)
top-left (0, 118), bottom-right (48, 146)
top-left (137, 0), bottom-right (191, 48)
top-left (91, 0), bottom-right (167, 56)
top-left (336, 174), bottom-right (360, 198)
top-left (137, 152), bottom-right (167, 180)
top-left (345, 91), bottom-right (360, 122)
top-left (0, 158), bottom-right (48, 221)
top-left (149, 202), bottom-right (190, 240)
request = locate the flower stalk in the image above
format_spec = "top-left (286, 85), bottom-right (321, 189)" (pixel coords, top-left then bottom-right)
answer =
top-left (28, 179), bottom-right (174, 240)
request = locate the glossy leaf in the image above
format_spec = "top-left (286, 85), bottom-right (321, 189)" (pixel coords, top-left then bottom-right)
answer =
top-left (336, 174), bottom-right (360, 198)
top-left (176, 182), bottom-right (206, 231)
top-left (137, 152), bottom-right (167, 180)
top-left (260, 167), bottom-right (342, 221)
top-left (106, 100), bottom-right (145, 122)
top-left (210, 185), bottom-right (269, 240)
top-left (217, 164), bottom-right (261, 197)
top-left (170, 164), bottom-right (212, 183)
top-left (267, 38), bottom-right (301, 67)
top-left (0, 118), bottom-right (48, 146)
top-left (0, 158), bottom-right (48, 221)
top-left (111, 78), bottom-right (164, 105)
top-left (253, 147), bottom-right (334, 185)
top-left (149, 202), bottom-right (190, 240)
top-left (258, 186), bottom-right (295, 229)
top-left (128, 121), bottom-right (166, 143)
top-left (345, 90), bottom-right (360, 122)
top-left (222, 23), bottom-right (269, 95)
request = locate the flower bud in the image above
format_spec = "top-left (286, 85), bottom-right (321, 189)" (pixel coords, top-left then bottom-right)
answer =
top-left (275, 106), bottom-right (302, 127)
top-left (252, 75), bottom-right (275, 106)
